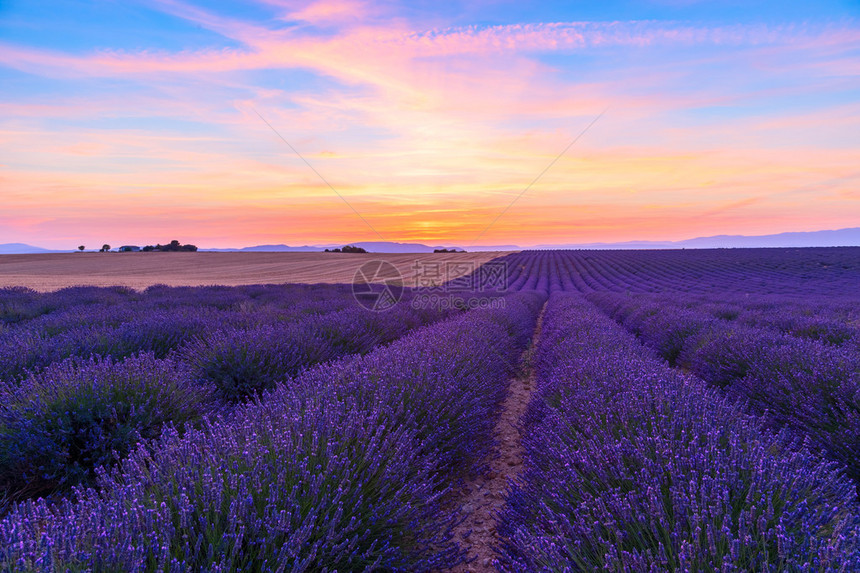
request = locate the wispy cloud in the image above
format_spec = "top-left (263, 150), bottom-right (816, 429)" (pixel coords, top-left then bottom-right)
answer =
top-left (0, 0), bottom-right (857, 248)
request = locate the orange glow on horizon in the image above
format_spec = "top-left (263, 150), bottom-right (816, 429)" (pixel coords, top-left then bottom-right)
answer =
top-left (0, 2), bottom-right (858, 249)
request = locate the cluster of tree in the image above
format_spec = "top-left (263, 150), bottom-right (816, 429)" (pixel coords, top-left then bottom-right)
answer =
top-left (75, 241), bottom-right (197, 253)
top-left (434, 248), bottom-right (466, 253)
top-left (324, 245), bottom-right (367, 253)
top-left (142, 240), bottom-right (198, 252)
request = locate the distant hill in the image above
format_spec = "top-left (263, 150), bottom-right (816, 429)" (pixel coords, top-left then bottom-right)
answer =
top-left (347, 242), bottom-right (518, 252)
top-left (350, 241), bottom-right (448, 253)
top-left (465, 245), bottom-right (522, 252)
top-left (536, 227), bottom-right (860, 250)
top-left (242, 244), bottom-right (323, 252)
top-left (677, 227), bottom-right (860, 249)
top-left (205, 242), bottom-right (477, 253)
top-left (201, 245), bottom-right (321, 252)
top-left (0, 243), bottom-right (64, 254)
top-left (6, 227), bottom-right (859, 255)
top-left (534, 240), bottom-right (677, 250)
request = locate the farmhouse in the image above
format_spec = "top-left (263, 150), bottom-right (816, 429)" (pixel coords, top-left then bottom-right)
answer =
top-left (118, 245), bottom-right (141, 252)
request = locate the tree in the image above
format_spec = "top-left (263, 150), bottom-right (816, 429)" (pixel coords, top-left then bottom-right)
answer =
top-left (140, 240), bottom-right (196, 252)
top-left (78, 245), bottom-right (85, 252)
top-left (100, 244), bottom-right (111, 252)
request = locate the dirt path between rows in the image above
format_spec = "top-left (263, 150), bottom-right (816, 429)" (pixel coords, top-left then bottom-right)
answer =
top-left (447, 303), bottom-right (546, 572)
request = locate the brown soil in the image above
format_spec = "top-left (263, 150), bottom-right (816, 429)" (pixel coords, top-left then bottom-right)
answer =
top-left (0, 252), bottom-right (510, 291)
top-left (447, 303), bottom-right (545, 572)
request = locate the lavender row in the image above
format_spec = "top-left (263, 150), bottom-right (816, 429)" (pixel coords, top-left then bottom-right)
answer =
top-left (669, 293), bottom-right (858, 349)
top-left (460, 249), bottom-right (860, 297)
top-left (0, 292), bottom-right (544, 571)
top-left (0, 295), bottom-right (454, 509)
top-left (588, 291), bottom-right (860, 483)
top-left (179, 300), bottom-right (452, 403)
top-left (586, 290), bottom-right (860, 349)
top-left (497, 293), bottom-right (860, 571)
top-left (0, 284), bottom-right (363, 382)
top-left (0, 283), bottom-right (359, 327)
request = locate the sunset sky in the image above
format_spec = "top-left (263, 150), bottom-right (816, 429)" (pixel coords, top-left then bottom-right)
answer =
top-left (1, 1), bottom-right (858, 249)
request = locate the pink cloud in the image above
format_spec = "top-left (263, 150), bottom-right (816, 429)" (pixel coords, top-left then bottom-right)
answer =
top-left (1, 2), bottom-right (858, 248)
top-left (2, 12), bottom-right (856, 80)
top-left (286, 0), bottom-right (373, 25)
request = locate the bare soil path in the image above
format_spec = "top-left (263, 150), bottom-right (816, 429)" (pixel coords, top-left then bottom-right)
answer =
top-left (0, 252), bottom-right (509, 291)
top-left (448, 303), bottom-right (546, 572)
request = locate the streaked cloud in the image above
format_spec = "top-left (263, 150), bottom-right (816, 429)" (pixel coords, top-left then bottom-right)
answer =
top-left (0, 1), bottom-right (857, 249)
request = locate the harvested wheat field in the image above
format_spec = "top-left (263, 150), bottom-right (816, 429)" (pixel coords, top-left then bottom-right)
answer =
top-left (0, 251), bottom-right (510, 291)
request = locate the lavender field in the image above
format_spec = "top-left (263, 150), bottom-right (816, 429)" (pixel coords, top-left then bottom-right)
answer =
top-left (2, 247), bottom-right (860, 571)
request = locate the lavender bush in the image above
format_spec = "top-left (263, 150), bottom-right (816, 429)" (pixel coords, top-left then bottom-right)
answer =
top-left (179, 322), bottom-right (338, 402)
top-left (0, 353), bottom-right (214, 506)
top-left (179, 302), bottom-right (452, 403)
top-left (0, 287), bottom-right (53, 325)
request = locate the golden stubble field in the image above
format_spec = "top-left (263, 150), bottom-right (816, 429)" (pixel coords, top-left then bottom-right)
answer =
top-left (0, 252), bottom-right (511, 291)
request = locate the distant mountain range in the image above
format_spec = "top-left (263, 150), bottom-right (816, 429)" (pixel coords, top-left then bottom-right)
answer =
top-left (206, 244), bottom-right (325, 253)
top-left (0, 243), bottom-right (62, 254)
top-left (203, 241), bottom-right (515, 253)
top-left (534, 227), bottom-right (860, 250)
top-left (3, 227), bottom-right (859, 254)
